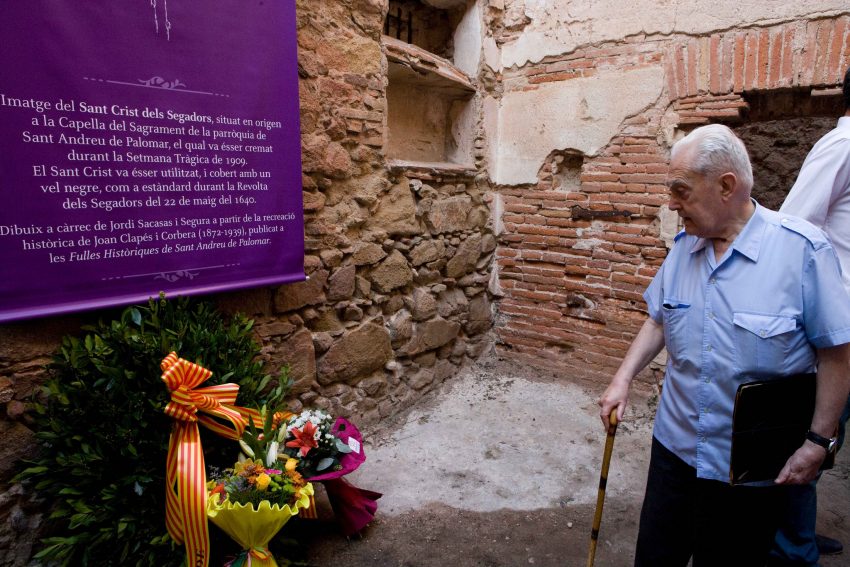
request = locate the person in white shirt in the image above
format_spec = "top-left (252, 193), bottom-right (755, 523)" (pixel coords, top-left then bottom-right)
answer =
top-left (770, 66), bottom-right (850, 567)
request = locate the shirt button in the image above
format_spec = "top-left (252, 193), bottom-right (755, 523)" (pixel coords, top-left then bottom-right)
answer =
top-left (706, 345), bottom-right (713, 352)
top-left (704, 377), bottom-right (711, 383)
top-left (709, 278), bottom-right (717, 284)
top-left (760, 329), bottom-right (767, 337)
top-left (709, 312), bottom-right (715, 319)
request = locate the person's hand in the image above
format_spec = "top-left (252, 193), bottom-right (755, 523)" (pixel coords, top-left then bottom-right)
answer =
top-left (598, 377), bottom-right (630, 431)
top-left (775, 441), bottom-right (827, 485)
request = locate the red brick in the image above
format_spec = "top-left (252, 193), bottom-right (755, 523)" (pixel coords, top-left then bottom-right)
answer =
top-left (733, 32), bottom-right (746, 92)
top-left (768, 28), bottom-right (782, 88)
top-left (676, 43), bottom-right (688, 99)
top-left (619, 173), bottom-right (667, 183)
top-left (516, 225), bottom-right (572, 237)
top-left (744, 30), bottom-right (758, 91)
top-left (781, 23), bottom-right (796, 88)
top-left (528, 71), bottom-right (582, 84)
top-left (580, 172), bottom-right (620, 183)
top-left (814, 19), bottom-right (833, 86)
top-left (845, 18), bottom-right (850, 79)
top-left (687, 38), bottom-right (699, 95)
top-left (828, 17), bottom-right (847, 84)
top-left (757, 28), bottom-right (770, 88)
top-left (710, 34), bottom-right (721, 93)
top-left (801, 20), bottom-right (820, 86)
top-left (721, 31), bottom-right (736, 93)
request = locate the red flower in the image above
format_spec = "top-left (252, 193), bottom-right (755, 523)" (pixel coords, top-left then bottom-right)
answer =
top-left (286, 421), bottom-right (319, 457)
top-left (210, 482), bottom-right (226, 503)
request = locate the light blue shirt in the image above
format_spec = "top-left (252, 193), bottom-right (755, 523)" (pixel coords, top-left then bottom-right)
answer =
top-left (645, 203), bottom-right (850, 483)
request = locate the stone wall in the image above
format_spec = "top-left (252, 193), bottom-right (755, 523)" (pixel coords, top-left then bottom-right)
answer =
top-left (0, 1), bottom-right (495, 563)
top-left (485, 5), bottom-right (850, 384)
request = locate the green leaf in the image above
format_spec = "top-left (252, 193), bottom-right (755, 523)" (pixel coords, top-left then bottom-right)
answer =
top-left (130, 308), bottom-right (142, 326)
top-left (334, 438), bottom-right (353, 453)
top-left (316, 457), bottom-right (336, 471)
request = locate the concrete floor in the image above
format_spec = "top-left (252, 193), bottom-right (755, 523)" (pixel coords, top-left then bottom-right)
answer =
top-left (275, 354), bottom-right (850, 566)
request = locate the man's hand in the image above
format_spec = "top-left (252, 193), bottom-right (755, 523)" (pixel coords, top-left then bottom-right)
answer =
top-left (598, 379), bottom-right (629, 431)
top-left (775, 441), bottom-right (828, 484)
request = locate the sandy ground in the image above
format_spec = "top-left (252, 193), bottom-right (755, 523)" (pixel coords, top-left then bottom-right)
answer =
top-left (253, 354), bottom-right (850, 567)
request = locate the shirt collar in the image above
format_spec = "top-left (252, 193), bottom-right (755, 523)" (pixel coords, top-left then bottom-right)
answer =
top-left (838, 116), bottom-right (850, 130)
top-left (689, 199), bottom-right (766, 262)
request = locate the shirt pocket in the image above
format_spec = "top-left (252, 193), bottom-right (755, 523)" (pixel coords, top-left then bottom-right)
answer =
top-left (661, 299), bottom-right (692, 363)
top-left (733, 312), bottom-right (797, 372)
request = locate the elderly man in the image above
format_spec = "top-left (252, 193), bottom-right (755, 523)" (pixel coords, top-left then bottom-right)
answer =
top-left (598, 123), bottom-right (850, 566)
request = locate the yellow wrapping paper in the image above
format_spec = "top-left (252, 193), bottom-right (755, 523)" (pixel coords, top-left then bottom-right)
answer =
top-left (206, 483), bottom-right (315, 567)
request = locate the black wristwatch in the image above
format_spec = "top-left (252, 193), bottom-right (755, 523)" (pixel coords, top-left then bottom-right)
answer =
top-left (806, 430), bottom-right (837, 452)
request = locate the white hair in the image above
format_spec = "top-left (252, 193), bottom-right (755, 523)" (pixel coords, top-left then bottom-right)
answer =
top-left (671, 124), bottom-right (754, 191)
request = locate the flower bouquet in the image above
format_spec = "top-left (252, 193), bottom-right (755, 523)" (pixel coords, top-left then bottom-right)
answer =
top-left (278, 409), bottom-right (382, 536)
top-left (207, 458), bottom-right (314, 567)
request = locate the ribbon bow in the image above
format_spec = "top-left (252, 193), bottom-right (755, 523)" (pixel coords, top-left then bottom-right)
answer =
top-left (223, 547), bottom-right (272, 567)
top-left (161, 352), bottom-right (260, 567)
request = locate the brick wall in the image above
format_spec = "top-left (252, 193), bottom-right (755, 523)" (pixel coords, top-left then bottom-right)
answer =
top-left (492, 14), bottom-right (850, 384)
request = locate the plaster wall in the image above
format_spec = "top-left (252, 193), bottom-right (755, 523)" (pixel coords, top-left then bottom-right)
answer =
top-left (499, 0), bottom-right (850, 68)
top-left (493, 66), bottom-right (666, 185)
top-left (453, 0), bottom-right (483, 77)
top-left (387, 80), bottom-right (452, 161)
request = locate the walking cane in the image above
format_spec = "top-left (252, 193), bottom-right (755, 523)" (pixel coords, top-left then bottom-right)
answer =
top-left (586, 409), bottom-right (619, 567)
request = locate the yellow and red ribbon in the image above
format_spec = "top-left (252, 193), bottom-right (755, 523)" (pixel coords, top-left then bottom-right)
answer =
top-left (161, 352), bottom-right (262, 567)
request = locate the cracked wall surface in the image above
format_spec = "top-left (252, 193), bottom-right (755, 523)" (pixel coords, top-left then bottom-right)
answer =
top-left (492, 66), bottom-right (665, 185)
top-left (497, 0), bottom-right (850, 69)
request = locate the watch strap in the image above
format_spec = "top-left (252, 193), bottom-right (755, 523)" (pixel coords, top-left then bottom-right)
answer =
top-left (806, 430), bottom-right (836, 450)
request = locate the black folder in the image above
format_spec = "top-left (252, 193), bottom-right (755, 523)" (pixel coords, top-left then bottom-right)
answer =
top-left (730, 373), bottom-right (834, 485)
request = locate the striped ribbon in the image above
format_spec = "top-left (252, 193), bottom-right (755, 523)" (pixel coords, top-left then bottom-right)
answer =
top-left (161, 352), bottom-right (262, 567)
top-left (298, 494), bottom-right (318, 519)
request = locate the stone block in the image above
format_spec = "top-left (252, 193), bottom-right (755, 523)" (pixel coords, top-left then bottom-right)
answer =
top-left (434, 359), bottom-right (455, 384)
top-left (317, 323), bottom-right (393, 385)
top-left (366, 178), bottom-right (420, 236)
top-left (437, 288), bottom-right (469, 318)
top-left (446, 234), bottom-right (483, 279)
top-left (409, 239), bottom-right (447, 266)
top-left (0, 421), bottom-right (36, 479)
top-left (268, 328), bottom-right (317, 395)
top-left (320, 248), bottom-right (344, 268)
top-left (465, 295), bottom-right (492, 335)
top-left (423, 195), bottom-right (473, 234)
top-left (405, 287), bottom-right (437, 321)
top-left (274, 270), bottom-right (328, 313)
top-left (357, 374), bottom-right (387, 396)
top-left (328, 264), bottom-right (356, 301)
top-left (351, 242), bottom-right (387, 266)
top-left (405, 318), bottom-right (461, 355)
top-left (369, 250), bottom-right (413, 293)
top-left (309, 308), bottom-right (344, 332)
top-left (406, 367), bottom-right (435, 390)
top-left (387, 309), bottom-right (413, 346)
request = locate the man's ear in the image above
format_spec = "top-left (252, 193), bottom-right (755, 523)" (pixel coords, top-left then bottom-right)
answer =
top-left (718, 172), bottom-right (738, 200)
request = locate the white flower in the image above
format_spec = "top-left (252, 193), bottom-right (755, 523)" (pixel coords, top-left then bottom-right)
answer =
top-left (266, 441), bottom-right (279, 467)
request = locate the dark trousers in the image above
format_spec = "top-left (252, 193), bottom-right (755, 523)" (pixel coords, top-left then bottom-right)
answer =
top-left (634, 437), bottom-right (787, 567)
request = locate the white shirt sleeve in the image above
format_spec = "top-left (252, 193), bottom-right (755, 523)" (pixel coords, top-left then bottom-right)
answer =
top-left (779, 136), bottom-right (850, 225)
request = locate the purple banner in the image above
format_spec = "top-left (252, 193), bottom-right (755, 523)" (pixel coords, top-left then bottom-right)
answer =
top-left (0, 1), bottom-right (304, 322)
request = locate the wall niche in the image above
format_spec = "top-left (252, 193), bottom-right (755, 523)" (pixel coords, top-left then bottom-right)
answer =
top-left (384, 0), bottom-right (479, 173)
